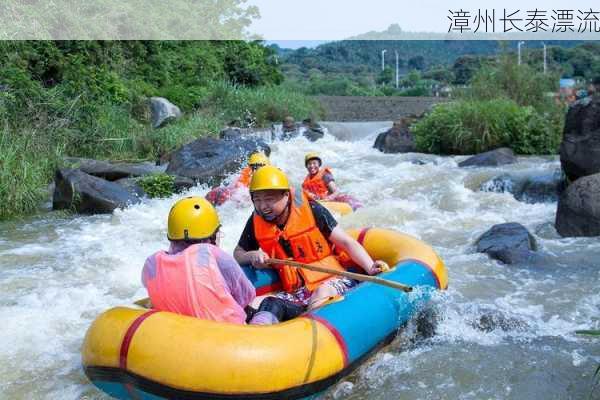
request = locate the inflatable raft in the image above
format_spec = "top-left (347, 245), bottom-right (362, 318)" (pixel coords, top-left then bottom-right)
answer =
top-left (82, 228), bottom-right (447, 399)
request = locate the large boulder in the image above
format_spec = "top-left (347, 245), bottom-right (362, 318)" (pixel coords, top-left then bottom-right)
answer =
top-left (63, 157), bottom-right (166, 181)
top-left (373, 118), bottom-right (416, 153)
top-left (480, 169), bottom-right (564, 204)
top-left (559, 96), bottom-right (600, 182)
top-left (459, 147), bottom-right (517, 168)
top-left (150, 97), bottom-right (182, 128)
top-left (171, 176), bottom-right (196, 192)
top-left (555, 173), bottom-right (600, 237)
top-left (165, 137), bottom-right (270, 186)
top-left (301, 118), bottom-right (325, 142)
top-left (114, 178), bottom-right (146, 198)
top-left (53, 169), bottom-right (141, 214)
top-left (475, 222), bottom-right (538, 265)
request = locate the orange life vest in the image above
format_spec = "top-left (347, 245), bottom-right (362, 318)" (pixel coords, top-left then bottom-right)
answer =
top-left (253, 188), bottom-right (346, 292)
top-left (146, 244), bottom-right (247, 324)
top-left (235, 167), bottom-right (253, 188)
top-left (302, 167), bottom-right (333, 199)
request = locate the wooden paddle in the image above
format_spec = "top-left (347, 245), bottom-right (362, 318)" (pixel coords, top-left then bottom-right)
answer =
top-left (266, 258), bottom-right (413, 293)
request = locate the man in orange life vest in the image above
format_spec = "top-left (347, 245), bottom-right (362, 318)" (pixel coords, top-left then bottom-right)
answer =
top-left (302, 152), bottom-right (363, 210)
top-left (302, 152), bottom-right (339, 201)
top-left (142, 196), bottom-right (293, 325)
top-left (235, 152), bottom-right (270, 189)
top-left (233, 165), bottom-right (388, 309)
top-left (206, 152), bottom-right (270, 206)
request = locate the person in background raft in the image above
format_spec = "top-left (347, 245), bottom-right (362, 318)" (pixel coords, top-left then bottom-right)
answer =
top-left (233, 165), bottom-right (388, 310)
top-left (235, 152), bottom-right (270, 189)
top-left (142, 196), bottom-right (300, 325)
top-left (302, 152), bottom-right (363, 210)
top-left (206, 152), bottom-right (270, 206)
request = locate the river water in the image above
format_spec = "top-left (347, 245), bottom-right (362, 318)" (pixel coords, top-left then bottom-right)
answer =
top-left (0, 123), bottom-right (598, 399)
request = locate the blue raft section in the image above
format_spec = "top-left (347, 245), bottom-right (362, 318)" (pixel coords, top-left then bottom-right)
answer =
top-left (247, 259), bottom-right (438, 365)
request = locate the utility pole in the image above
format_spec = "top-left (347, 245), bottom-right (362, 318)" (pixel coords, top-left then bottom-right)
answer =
top-left (395, 51), bottom-right (399, 89)
top-left (518, 41), bottom-right (525, 65)
top-left (543, 43), bottom-right (547, 74)
top-left (381, 49), bottom-right (387, 71)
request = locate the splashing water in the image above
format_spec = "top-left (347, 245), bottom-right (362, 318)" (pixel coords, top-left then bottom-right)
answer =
top-left (0, 124), bottom-right (599, 399)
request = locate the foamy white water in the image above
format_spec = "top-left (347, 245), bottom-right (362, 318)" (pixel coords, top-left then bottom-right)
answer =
top-left (0, 124), bottom-right (599, 399)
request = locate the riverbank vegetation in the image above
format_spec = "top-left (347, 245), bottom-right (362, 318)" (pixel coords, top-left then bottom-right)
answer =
top-left (413, 55), bottom-right (565, 155)
top-left (0, 41), bottom-right (320, 219)
top-left (3, 39), bottom-right (598, 219)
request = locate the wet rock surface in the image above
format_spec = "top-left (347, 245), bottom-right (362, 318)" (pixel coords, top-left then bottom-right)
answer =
top-left (53, 169), bottom-right (141, 214)
top-left (459, 148), bottom-right (517, 168)
top-left (63, 157), bottom-right (165, 181)
top-left (165, 137), bottom-right (270, 186)
top-left (555, 173), bottom-right (600, 237)
top-left (373, 117), bottom-right (417, 154)
top-left (475, 222), bottom-right (539, 265)
top-left (559, 95), bottom-right (600, 182)
top-left (480, 169), bottom-right (564, 204)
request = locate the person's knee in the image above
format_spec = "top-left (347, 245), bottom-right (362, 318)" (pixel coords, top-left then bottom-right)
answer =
top-left (257, 296), bottom-right (304, 321)
top-left (250, 295), bottom-right (267, 309)
top-left (308, 284), bottom-right (337, 309)
top-left (313, 284), bottom-right (337, 299)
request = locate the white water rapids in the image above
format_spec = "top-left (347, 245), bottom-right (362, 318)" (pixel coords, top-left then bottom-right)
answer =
top-left (0, 122), bottom-right (599, 399)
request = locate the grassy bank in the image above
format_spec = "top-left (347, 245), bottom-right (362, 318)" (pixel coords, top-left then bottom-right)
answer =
top-left (0, 83), bottom-right (320, 219)
top-left (0, 41), bottom-right (321, 219)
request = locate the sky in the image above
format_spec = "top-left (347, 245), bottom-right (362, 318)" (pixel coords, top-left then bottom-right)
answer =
top-left (248, 0), bottom-right (600, 40)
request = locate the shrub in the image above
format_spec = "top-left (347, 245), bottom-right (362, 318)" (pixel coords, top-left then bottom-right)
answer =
top-left (138, 174), bottom-right (176, 198)
top-left (414, 53), bottom-right (565, 155)
top-left (413, 99), bottom-right (561, 155)
top-left (204, 81), bottom-right (322, 126)
top-left (0, 127), bottom-right (61, 219)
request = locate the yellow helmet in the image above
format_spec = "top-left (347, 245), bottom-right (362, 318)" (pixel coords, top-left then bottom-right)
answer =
top-left (249, 165), bottom-right (290, 192)
top-left (167, 197), bottom-right (220, 241)
top-left (248, 152), bottom-right (270, 167)
top-left (304, 152), bottom-right (322, 166)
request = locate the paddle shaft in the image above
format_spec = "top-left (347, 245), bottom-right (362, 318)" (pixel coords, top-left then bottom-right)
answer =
top-left (266, 258), bottom-right (412, 292)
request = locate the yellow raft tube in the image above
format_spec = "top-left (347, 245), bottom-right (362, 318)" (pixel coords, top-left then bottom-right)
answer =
top-left (82, 228), bottom-right (447, 399)
top-left (319, 200), bottom-right (353, 216)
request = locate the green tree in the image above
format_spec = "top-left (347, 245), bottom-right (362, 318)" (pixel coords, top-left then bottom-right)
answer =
top-left (376, 67), bottom-right (394, 86)
top-left (408, 55), bottom-right (425, 71)
top-left (452, 55), bottom-right (483, 84)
